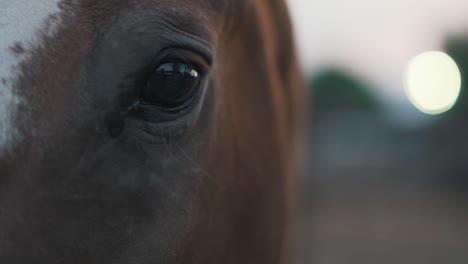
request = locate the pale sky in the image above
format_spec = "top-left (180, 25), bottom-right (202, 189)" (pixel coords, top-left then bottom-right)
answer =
top-left (287, 0), bottom-right (468, 101)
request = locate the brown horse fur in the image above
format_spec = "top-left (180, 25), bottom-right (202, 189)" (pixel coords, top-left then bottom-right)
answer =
top-left (0, 1), bottom-right (304, 263)
top-left (188, 1), bottom-right (304, 263)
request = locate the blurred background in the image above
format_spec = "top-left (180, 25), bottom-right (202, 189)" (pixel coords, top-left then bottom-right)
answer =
top-left (287, 0), bottom-right (468, 263)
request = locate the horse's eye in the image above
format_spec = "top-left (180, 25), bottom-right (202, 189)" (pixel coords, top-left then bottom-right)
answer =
top-left (141, 62), bottom-right (201, 109)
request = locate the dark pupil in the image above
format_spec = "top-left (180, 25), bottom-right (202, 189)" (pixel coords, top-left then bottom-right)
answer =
top-left (142, 62), bottom-right (200, 108)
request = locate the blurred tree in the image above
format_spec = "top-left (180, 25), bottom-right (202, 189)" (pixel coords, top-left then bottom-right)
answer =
top-left (309, 69), bottom-right (381, 114)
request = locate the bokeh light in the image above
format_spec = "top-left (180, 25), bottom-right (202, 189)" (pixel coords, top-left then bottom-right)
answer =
top-left (404, 51), bottom-right (462, 115)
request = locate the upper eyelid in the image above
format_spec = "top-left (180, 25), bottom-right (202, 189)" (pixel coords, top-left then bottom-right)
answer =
top-left (157, 17), bottom-right (215, 64)
top-left (154, 48), bottom-right (211, 75)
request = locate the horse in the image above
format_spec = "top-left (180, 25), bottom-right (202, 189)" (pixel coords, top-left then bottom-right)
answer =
top-left (0, 0), bottom-right (303, 263)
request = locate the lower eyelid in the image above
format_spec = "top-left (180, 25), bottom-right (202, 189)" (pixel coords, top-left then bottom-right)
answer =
top-left (132, 79), bottom-right (206, 121)
top-left (124, 85), bottom-right (206, 140)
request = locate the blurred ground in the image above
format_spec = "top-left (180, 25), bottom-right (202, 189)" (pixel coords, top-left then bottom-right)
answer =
top-left (298, 112), bottom-right (468, 264)
top-left (302, 174), bottom-right (468, 264)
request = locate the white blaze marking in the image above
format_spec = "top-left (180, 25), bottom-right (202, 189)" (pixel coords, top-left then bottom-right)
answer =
top-left (0, 0), bottom-right (62, 154)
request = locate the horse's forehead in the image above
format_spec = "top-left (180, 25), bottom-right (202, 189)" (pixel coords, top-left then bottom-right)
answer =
top-left (0, 0), bottom-right (62, 154)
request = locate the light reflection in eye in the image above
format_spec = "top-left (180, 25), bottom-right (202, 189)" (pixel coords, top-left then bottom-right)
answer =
top-left (404, 51), bottom-right (462, 115)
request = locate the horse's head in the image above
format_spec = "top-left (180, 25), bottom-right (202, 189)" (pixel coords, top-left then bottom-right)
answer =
top-left (0, 0), bottom-right (303, 263)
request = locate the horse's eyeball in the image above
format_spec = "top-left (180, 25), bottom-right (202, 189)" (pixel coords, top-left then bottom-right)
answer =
top-left (141, 62), bottom-right (200, 109)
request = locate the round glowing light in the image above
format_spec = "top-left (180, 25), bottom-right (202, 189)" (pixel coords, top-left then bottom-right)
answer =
top-left (404, 51), bottom-right (462, 115)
